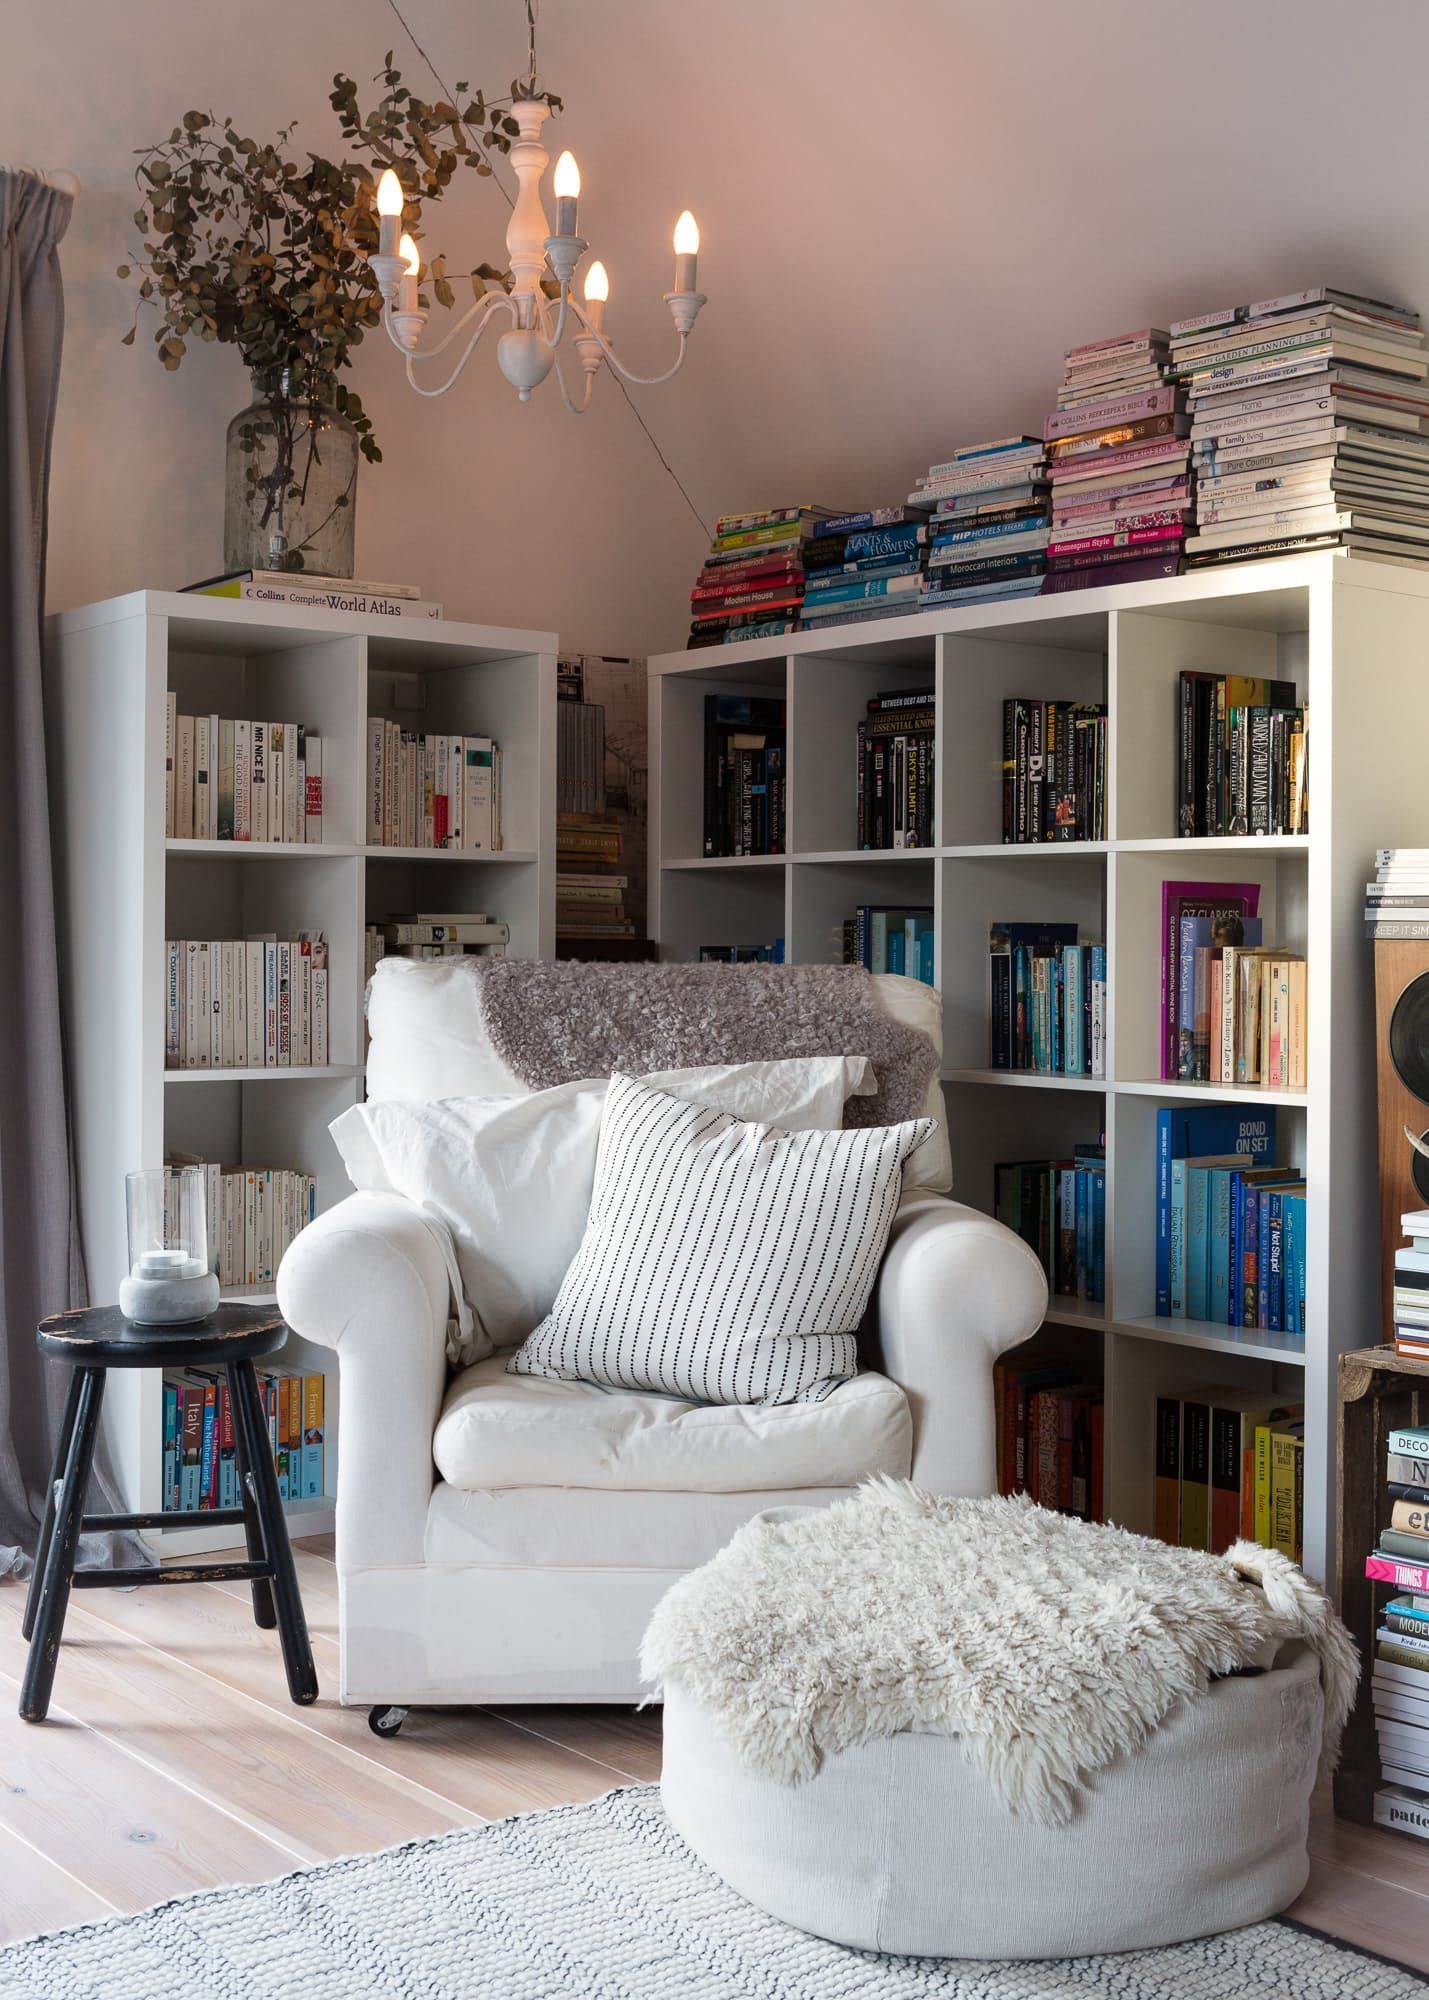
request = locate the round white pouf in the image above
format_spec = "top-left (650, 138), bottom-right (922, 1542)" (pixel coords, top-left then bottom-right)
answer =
top-left (660, 1640), bottom-right (1324, 1960)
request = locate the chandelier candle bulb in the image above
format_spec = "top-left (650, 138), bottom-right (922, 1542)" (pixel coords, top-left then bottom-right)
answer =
top-left (673, 210), bottom-right (699, 294)
top-left (553, 150), bottom-right (580, 239)
top-left (376, 167), bottom-right (404, 259)
top-left (583, 258), bottom-right (609, 334)
top-left (398, 234), bottom-right (420, 314)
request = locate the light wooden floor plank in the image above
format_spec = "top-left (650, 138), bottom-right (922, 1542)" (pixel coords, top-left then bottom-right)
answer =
top-left (0, 1821), bottom-right (115, 1943)
top-left (488, 1704), bottom-right (664, 1783)
top-left (1288, 1850), bottom-right (1429, 1974)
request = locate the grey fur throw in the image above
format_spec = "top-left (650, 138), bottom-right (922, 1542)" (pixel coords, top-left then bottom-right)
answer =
top-left (463, 960), bottom-right (937, 1127)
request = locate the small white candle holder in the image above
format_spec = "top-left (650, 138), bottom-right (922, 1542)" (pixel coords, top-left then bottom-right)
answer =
top-left (119, 1167), bottom-right (220, 1326)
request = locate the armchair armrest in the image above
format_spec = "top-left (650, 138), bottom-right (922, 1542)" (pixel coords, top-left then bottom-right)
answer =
top-left (874, 1193), bottom-right (1048, 1496)
top-left (277, 1192), bottom-right (450, 1571)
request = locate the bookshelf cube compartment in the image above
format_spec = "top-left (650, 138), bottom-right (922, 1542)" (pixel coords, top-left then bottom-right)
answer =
top-left (787, 856), bottom-right (936, 971)
top-left (168, 630), bottom-right (366, 848)
top-left (1110, 846), bottom-right (1308, 1088)
top-left (655, 864), bottom-right (789, 964)
top-left (788, 652), bottom-right (934, 856)
top-left (165, 850), bottom-right (364, 1070)
top-left (366, 644), bottom-right (552, 860)
top-left (1111, 602), bottom-right (1308, 843)
top-left (938, 852), bottom-right (1107, 1073)
top-left (365, 854), bottom-right (547, 961)
top-left (945, 1078), bottom-right (1106, 1230)
top-left (163, 1072), bottom-right (358, 1236)
top-left (939, 633), bottom-right (1105, 850)
top-left (653, 660), bottom-right (789, 868)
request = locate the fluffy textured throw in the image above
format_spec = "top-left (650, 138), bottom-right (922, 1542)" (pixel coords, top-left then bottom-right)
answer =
top-left (462, 960), bottom-right (938, 1128)
top-left (641, 1481), bottom-right (1359, 1827)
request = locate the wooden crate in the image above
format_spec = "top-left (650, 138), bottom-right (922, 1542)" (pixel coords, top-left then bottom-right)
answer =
top-left (1334, 1343), bottom-right (1429, 1828)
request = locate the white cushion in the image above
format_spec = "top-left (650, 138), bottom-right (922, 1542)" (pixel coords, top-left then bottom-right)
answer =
top-left (434, 1357), bottom-right (911, 1493)
top-left (509, 1073), bottom-right (934, 1405)
top-left (365, 956), bottom-right (952, 1195)
top-left (424, 1481), bottom-right (858, 1570)
top-left (330, 1056), bottom-right (873, 1366)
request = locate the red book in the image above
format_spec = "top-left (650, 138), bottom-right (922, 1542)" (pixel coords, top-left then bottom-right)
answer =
top-left (692, 591), bottom-right (804, 623)
top-left (1091, 1401), bottom-right (1104, 1523)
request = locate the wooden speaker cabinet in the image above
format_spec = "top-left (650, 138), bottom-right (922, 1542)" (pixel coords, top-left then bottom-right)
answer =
top-left (1374, 941), bottom-right (1429, 1339)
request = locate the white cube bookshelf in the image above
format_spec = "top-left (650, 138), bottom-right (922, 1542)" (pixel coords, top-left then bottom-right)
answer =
top-left (650, 553), bottom-right (1429, 1580)
top-left (45, 591), bottom-right (557, 1554)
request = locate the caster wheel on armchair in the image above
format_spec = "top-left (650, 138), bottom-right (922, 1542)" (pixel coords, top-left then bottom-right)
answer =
top-left (368, 1705), bottom-right (410, 1738)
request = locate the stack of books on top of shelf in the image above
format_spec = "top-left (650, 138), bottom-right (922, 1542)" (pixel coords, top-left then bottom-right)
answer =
top-left (993, 1353), bottom-right (1104, 1519)
top-left (914, 438), bottom-right (1051, 611)
top-left (703, 695), bottom-right (786, 856)
top-left (163, 1154), bottom-right (316, 1290)
top-left (833, 905), bottom-right (934, 982)
top-left (1043, 330), bottom-right (1190, 593)
top-left (1176, 669), bottom-right (1309, 837)
top-left (857, 687), bottom-right (935, 848)
top-left (1170, 285), bottom-right (1429, 570)
top-left (988, 922), bottom-right (1107, 1078)
top-left (1001, 698), bottom-right (1107, 843)
top-left (557, 871), bottom-right (634, 942)
top-left (366, 724), bottom-right (502, 851)
top-left (1153, 1104), bottom-right (1306, 1337)
top-left (1391, 1213), bottom-right (1429, 1362)
top-left (1154, 1389), bottom-right (1305, 1555)
top-left (686, 507), bottom-right (835, 647)
top-left (995, 1153), bottom-right (1106, 1305)
top-left (1367, 1424), bottom-right (1429, 1835)
top-left (165, 699), bottom-right (323, 843)
top-left (800, 510), bottom-right (933, 631)
top-left (364, 912), bottom-right (509, 976)
top-left (1365, 849), bottom-right (1429, 941)
top-left (185, 570), bottom-right (441, 620)
top-left (163, 1367), bottom-right (324, 1512)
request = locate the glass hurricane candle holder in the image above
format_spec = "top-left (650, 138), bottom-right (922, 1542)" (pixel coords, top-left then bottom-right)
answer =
top-left (119, 1167), bottom-right (220, 1326)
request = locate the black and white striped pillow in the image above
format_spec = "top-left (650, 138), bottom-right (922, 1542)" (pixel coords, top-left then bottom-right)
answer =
top-left (507, 1071), bottom-right (934, 1406)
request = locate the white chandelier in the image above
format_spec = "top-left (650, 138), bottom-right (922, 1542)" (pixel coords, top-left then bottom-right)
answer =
top-left (367, 47), bottom-right (705, 413)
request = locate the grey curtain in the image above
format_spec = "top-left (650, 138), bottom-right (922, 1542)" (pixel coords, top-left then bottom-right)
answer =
top-left (0, 171), bottom-right (139, 1575)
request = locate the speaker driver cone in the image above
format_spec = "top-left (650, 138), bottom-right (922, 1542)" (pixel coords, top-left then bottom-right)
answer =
top-left (1390, 973), bottom-right (1429, 1101)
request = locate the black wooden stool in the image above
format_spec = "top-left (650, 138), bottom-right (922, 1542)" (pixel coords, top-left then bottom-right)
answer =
top-left (21, 1303), bottom-right (318, 1723)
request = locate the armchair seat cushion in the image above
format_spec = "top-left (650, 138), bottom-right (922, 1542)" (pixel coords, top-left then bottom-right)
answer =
top-left (432, 1356), bottom-right (912, 1495)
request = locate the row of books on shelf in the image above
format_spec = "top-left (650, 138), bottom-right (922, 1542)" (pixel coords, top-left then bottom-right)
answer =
top-left (995, 1152), bottom-right (1106, 1303)
top-left (1001, 700), bottom-right (1107, 844)
top-left (1156, 1391), bottom-right (1305, 1560)
top-left (363, 913), bottom-right (510, 980)
top-left (162, 1155), bottom-right (315, 1289)
top-left (1154, 1105), bottom-right (1306, 1335)
top-left (988, 923), bottom-right (1107, 1077)
top-left (162, 1368), bottom-right (324, 1512)
top-left (686, 285), bottom-right (1429, 647)
top-left (1365, 1422), bottom-right (1429, 1830)
top-left (1365, 848), bottom-right (1429, 941)
top-left (164, 936), bottom-right (329, 1070)
top-left (703, 694), bottom-right (785, 857)
top-left (365, 721), bottom-right (502, 851)
top-left (833, 906), bottom-right (935, 984)
top-left (993, 1358), bottom-right (1103, 1520)
top-left (164, 698), bottom-right (323, 844)
top-left (855, 688), bottom-right (936, 849)
top-left (698, 941), bottom-right (785, 963)
top-left (1176, 671), bottom-right (1309, 838)
top-left (1160, 879), bottom-right (1306, 1088)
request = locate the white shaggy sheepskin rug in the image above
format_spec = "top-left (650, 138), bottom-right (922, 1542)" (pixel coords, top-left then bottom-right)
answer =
top-left (641, 1481), bottom-right (1359, 1826)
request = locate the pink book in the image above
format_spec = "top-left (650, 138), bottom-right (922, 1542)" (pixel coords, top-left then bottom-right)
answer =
top-left (1044, 384), bottom-right (1180, 441)
top-left (1048, 524), bottom-right (1186, 558)
top-left (1048, 439), bottom-right (1191, 482)
top-left (1369, 1552), bottom-right (1429, 1592)
top-left (1160, 882), bottom-right (1262, 1082)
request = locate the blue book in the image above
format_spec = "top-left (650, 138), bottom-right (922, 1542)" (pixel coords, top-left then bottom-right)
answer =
top-left (1155, 1106), bottom-right (1278, 1315)
top-left (1063, 945), bottom-right (1086, 1075)
top-left (932, 515), bottom-right (1046, 548)
top-left (843, 523), bottom-right (928, 559)
top-left (906, 914), bottom-right (933, 986)
top-left (1267, 1192), bottom-right (1284, 1330)
top-left (802, 575), bottom-right (923, 605)
top-left (919, 928), bottom-right (935, 985)
top-left (162, 1378), bottom-right (179, 1515)
top-left (1090, 1167), bottom-right (1106, 1303)
top-left (1186, 1167), bottom-right (1212, 1321)
top-left (1075, 1170), bottom-right (1090, 1298)
top-left (1169, 1160), bottom-right (1188, 1317)
top-left (886, 929), bottom-right (906, 977)
top-left (1208, 1168), bottom-right (1236, 1324)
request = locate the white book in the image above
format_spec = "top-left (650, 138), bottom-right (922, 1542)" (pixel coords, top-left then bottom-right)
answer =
top-left (492, 744), bottom-right (503, 851)
top-left (422, 736), bottom-right (436, 848)
top-left (270, 724), bottom-right (286, 845)
top-left (244, 944), bottom-right (265, 1069)
top-left (302, 730), bottom-right (322, 843)
top-left (284, 721), bottom-right (300, 843)
top-left (208, 943), bottom-right (223, 1069)
top-left (295, 942), bottom-right (312, 1066)
top-left (263, 941), bottom-right (279, 1066)
top-left (367, 717), bottom-right (384, 845)
top-left (403, 732), bottom-right (418, 850)
top-left (207, 714), bottom-right (220, 836)
top-left (257, 1170), bottom-right (272, 1284)
top-left (447, 735), bottom-right (463, 851)
top-left (183, 941), bottom-right (200, 1067)
top-left (196, 943), bottom-right (212, 1069)
top-left (219, 941), bottom-right (236, 1069)
top-left (164, 692), bottom-right (177, 838)
top-left (234, 720), bottom-right (252, 841)
top-left (312, 957), bottom-right (329, 1068)
top-left (233, 934), bottom-right (248, 1068)
top-left (165, 942), bottom-right (180, 1068)
top-left (251, 720), bottom-right (269, 843)
top-left (462, 738), bottom-right (494, 851)
top-left (385, 720), bottom-right (400, 848)
top-left (221, 1174), bottom-right (237, 1287)
top-left (243, 1171), bottom-right (258, 1286)
top-left (175, 715), bottom-right (195, 840)
top-left (1376, 1785), bottom-right (1429, 1839)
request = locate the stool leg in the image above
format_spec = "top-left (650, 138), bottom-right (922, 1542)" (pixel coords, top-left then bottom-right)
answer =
top-left (231, 1358), bottom-right (317, 1706)
top-left (22, 1370), bottom-right (86, 1642)
top-left (20, 1368), bottom-right (105, 1723)
top-left (226, 1364), bottom-right (276, 1631)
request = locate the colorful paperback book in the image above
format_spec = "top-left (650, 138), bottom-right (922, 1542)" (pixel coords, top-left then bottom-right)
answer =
top-left (1154, 1104), bottom-right (1277, 1316)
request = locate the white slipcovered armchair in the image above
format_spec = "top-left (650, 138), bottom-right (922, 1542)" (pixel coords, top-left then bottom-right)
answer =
top-left (277, 962), bottom-right (1047, 1720)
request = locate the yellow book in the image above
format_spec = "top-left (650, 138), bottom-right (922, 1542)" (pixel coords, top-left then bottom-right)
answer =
top-left (1269, 1425), bottom-right (1304, 1559)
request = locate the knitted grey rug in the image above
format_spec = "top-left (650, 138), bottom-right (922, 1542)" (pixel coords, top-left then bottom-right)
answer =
top-left (466, 960), bottom-right (939, 1127)
top-left (0, 1787), bottom-right (1423, 1999)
